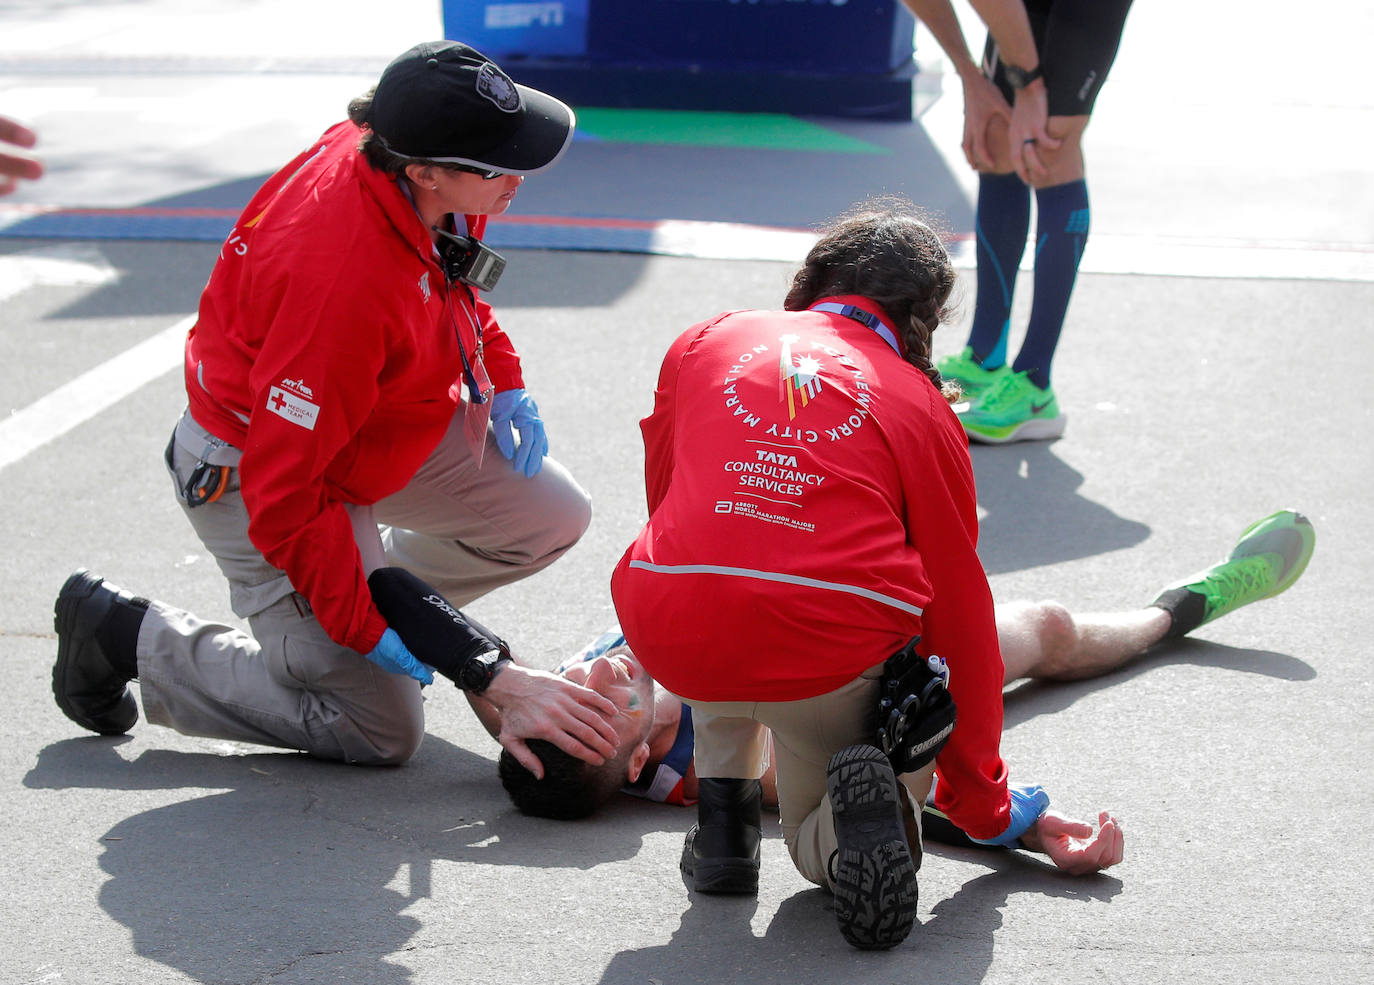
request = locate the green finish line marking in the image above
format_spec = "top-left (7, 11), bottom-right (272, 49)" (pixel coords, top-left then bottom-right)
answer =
top-left (574, 108), bottom-right (887, 154)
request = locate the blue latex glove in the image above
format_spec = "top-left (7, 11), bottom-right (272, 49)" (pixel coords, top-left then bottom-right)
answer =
top-left (365, 627), bottom-right (435, 685)
top-left (490, 388), bottom-right (548, 478)
top-left (971, 782), bottom-right (1051, 847)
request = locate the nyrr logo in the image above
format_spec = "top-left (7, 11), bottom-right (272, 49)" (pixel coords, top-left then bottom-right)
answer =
top-left (279, 377), bottom-right (314, 399)
top-left (778, 334), bottom-right (822, 421)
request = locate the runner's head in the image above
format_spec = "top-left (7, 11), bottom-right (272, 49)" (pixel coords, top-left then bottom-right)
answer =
top-left (499, 649), bottom-right (656, 819)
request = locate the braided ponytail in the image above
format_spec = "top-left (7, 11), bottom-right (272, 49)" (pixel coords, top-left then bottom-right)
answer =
top-left (784, 197), bottom-right (960, 402)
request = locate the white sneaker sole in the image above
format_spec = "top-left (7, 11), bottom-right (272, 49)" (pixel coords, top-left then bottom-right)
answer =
top-left (963, 413), bottom-right (1067, 444)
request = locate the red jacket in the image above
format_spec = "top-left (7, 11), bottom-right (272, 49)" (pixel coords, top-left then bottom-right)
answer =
top-left (611, 297), bottom-right (1010, 839)
top-left (185, 121), bottom-right (523, 654)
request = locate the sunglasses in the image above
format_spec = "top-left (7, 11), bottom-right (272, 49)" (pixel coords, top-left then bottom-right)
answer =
top-left (447, 163), bottom-right (504, 181)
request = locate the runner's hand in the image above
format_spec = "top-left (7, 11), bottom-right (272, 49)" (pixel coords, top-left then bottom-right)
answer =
top-left (1021, 809), bottom-right (1124, 875)
top-left (959, 70), bottom-right (1012, 171)
top-left (1007, 81), bottom-right (1058, 184)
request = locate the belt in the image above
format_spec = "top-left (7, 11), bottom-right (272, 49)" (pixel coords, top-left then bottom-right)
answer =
top-left (173, 409), bottom-right (242, 466)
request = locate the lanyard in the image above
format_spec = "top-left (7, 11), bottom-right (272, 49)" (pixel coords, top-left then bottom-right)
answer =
top-left (423, 205), bottom-right (489, 406)
top-left (443, 280), bottom-right (491, 406)
top-left (810, 302), bottom-right (902, 356)
top-left (443, 279), bottom-right (494, 464)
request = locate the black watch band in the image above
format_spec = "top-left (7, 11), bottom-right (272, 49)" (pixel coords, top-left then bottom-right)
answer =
top-left (458, 647), bottom-right (510, 695)
top-left (1003, 63), bottom-right (1043, 90)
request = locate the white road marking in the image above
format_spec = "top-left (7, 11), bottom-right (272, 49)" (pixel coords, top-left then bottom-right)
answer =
top-left (0, 244), bottom-right (119, 302)
top-left (0, 315), bottom-right (191, 471)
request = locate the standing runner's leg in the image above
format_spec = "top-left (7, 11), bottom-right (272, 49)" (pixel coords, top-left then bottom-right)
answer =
top-left (966, 171), bottom-right (1032, 368)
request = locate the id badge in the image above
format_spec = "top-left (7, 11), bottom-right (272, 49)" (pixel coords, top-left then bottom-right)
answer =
top-left (462, 350), bottom-right (494, 466)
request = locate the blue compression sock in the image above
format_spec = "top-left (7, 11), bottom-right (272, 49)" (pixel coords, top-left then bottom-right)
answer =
top-left (1014, 179), bottom-right (1090, 390)
top-left (966, 171), bottom-right (1031, 368)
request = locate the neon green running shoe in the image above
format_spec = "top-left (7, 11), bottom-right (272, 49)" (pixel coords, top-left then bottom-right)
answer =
top-left (1151, 509), bottom-right (1316, 639)
top-left (958, 370), bottom-right (1065, 444)
top-left (936, 347), bottom-right (1007, 401)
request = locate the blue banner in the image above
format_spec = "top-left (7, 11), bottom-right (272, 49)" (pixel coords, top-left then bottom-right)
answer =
top-left (442, 1), bottom-right (591, 59)
top-left (583, 0), bottom-right (912, 73)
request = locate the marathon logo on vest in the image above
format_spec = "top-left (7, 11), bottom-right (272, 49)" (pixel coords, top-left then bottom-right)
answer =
top-left (266, 377), bottom-right (320, 431)
top-left (718, 335), bottom-right (874, 445)
top-left (778, 334), bottom-right (823, 420)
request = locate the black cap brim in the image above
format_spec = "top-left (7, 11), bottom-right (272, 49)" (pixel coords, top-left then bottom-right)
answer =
top-left (425, 84), bottom-right (575, 176)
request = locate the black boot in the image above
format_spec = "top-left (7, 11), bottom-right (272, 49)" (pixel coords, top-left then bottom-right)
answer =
top-left (52, 570), bottom-right (146, 735)
top-left (827, 744), bottom-right (919, 950)
top-left (680, 777), bottom-right (762, 894)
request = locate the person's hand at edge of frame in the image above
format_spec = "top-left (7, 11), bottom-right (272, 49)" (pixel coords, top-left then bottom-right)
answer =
top-left (1020, 809), bottom-right (1125, 875)
top-left (1007, 82), bottom-right (1058, 184)
top-left (0, 115), bottom-right (43, 195)
top-left (483, 663), bottom-right (620, 778)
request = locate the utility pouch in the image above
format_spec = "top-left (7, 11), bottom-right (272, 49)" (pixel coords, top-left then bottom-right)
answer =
top-left (875, 635), bottom-right (957, 775)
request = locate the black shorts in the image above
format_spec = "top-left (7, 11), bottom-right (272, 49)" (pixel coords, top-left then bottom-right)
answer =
top-left (982, 0), bottom-right (1134, 117)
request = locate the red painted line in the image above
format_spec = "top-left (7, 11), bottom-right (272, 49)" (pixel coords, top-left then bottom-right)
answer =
top-left (499, 213), bottom-right (662, 230)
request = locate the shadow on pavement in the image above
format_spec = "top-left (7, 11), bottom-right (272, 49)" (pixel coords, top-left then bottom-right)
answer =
top-left (512, 115), bottom-right (974, 235)
top-left (23, 734), bottom-right (655, 984)
top-left (971, 442), bottom-right (1151, 575)
top-left (1002, 637), bottom-right (1317, 732)
top-left (4, 200), bottom-right (669, 321)
top-left (597, 851), bottom-right (1121, 984)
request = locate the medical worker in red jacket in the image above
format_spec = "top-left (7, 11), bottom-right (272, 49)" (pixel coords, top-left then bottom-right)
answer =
top-left (51, 42), bottom-right (619, 776)
top-left (612, 200), bottom-right (1042, 951)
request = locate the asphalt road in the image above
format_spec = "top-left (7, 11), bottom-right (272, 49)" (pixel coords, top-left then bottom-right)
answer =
top-left (2, 3), bottom-right (1372, 984)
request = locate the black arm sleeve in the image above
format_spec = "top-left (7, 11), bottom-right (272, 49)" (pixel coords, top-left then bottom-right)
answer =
top-left (367, 566), bottom-right (507, 682)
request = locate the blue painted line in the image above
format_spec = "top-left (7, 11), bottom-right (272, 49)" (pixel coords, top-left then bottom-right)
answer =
top-left (0, 210), bottom-right (658, 251)
top-left (0, 212), bottom-right (236, 241)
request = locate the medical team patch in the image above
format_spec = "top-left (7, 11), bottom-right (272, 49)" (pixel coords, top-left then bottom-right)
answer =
top-left (266, 380), bottom-right (320, 430)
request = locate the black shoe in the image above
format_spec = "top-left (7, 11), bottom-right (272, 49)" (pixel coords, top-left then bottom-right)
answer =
top-left (679, 778), bottom-right (762, 894)
top-left (827, 744), bottom-right (919, 950)
top-left (52, 570), bottom-right (140, 735)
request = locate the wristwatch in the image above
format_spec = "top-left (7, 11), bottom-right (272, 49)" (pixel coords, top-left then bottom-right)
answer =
top-left (1002, 63), bottom-right (1043, 90)
top-left (458, 646), bottom-right (511, 694)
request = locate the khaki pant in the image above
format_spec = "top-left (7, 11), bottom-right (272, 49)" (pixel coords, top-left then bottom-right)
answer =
top-left (137, 408), bottom-right (591, 764)
top-left (683, 666), bottom-right (936, 890)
